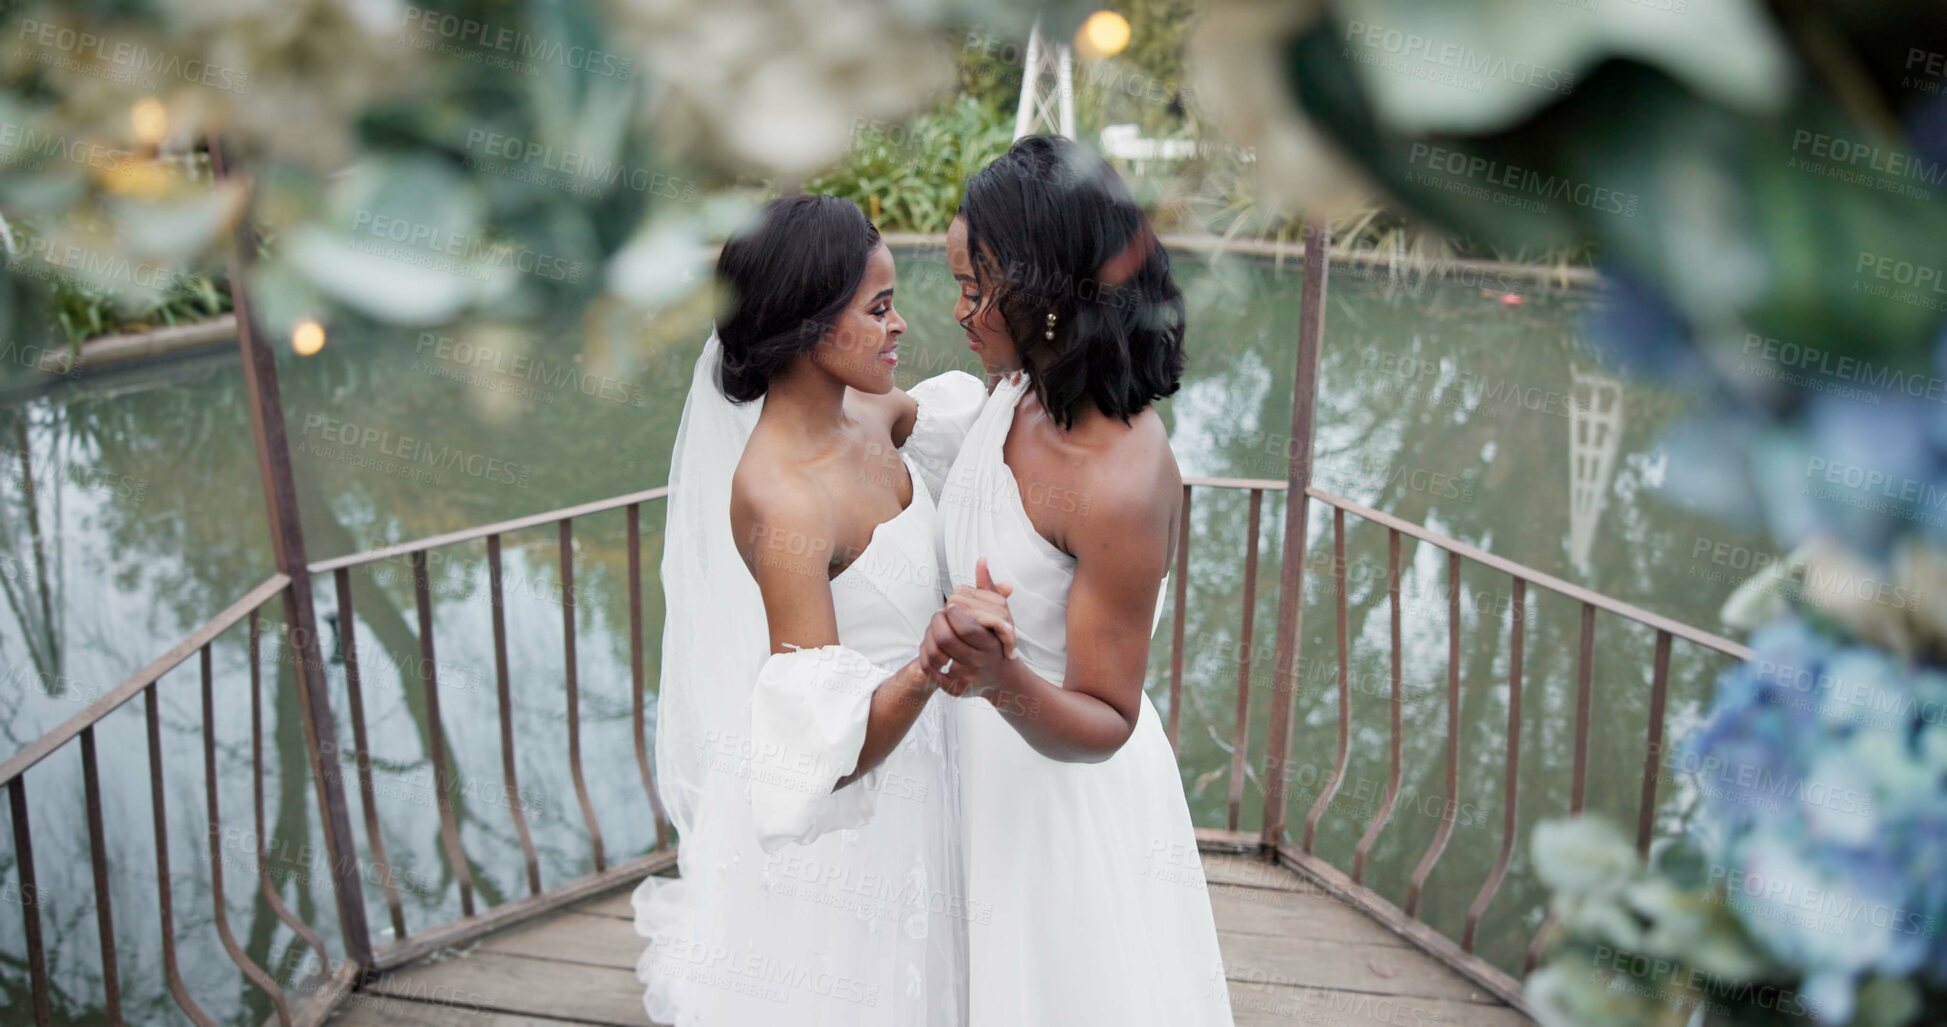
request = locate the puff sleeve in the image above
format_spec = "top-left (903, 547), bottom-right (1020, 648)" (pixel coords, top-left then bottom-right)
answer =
top-left (901, 371), bottom-right (986, 502)
top-left (746, 645), bottom-right (893, 852)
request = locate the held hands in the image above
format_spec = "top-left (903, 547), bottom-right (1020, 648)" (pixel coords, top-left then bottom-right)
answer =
top-left (921, 559), bottom-right (1019, 700)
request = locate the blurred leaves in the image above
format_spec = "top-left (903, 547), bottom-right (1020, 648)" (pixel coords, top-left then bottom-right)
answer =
top-left (1331, 0), bottom-right (1793, 136)
top-left (1189, 2), bottom-right (1947, 1022)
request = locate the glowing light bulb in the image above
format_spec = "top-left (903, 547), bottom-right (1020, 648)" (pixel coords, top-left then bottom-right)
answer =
top-left (1077, 11), bottom-right (1131, 59)
top-left (130, 97), bottom-right (168, 147)
top-left (292, 320), bottom-right (326, 356)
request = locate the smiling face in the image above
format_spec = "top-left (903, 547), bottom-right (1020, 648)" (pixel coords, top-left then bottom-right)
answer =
top-left (807, 242), bottom-right (905, 394)
top-left (948, 216), bottom-right (1020, 376)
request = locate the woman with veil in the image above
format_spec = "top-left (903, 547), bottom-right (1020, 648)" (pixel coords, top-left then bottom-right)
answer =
top-left (632, 195), bottom-right (996, 1026)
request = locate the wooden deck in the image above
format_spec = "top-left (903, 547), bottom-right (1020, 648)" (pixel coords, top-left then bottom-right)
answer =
top-left (327, 853), bottom-right (1532, 1027)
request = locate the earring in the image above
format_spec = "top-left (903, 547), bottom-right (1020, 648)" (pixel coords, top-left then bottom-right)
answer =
top-left (1044, 311), bottom-right (1057, 341)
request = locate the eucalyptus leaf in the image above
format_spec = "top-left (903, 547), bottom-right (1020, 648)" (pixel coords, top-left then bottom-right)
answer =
top-left (106, 183), bottom-right (244, 261)
top-left (287, 224), bottom-right (505, 325)
top-left (1333, 0), bottom-right (1793, 136)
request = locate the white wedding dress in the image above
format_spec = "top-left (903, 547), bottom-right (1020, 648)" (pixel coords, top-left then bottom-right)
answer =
top-left (633, 340), bottom-right (984, 1026)
top-left (938, 373), bottom-right (1234, 1026)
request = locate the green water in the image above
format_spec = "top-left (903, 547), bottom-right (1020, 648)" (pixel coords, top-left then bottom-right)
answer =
top-left (0, 248), bottom-right (1764, 1022)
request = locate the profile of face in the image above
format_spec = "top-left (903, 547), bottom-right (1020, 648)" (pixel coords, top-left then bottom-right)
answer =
top-left (806, 242), bottom-right (906, 394)
top-left (947, 216), bottom-right (1020, 376)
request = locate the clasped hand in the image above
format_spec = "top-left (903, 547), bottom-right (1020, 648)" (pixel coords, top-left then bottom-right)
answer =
top-left (920, 558), bottom-right (1018, 700)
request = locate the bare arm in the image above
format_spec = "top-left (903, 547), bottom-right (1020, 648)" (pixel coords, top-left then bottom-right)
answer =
top-left (732, 475), bottom-right (937, 789)
top-left (939, 467), bottom-right (1177, 763)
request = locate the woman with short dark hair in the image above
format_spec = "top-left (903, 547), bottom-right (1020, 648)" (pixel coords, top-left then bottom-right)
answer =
top-left (925, 135), bottom-right (1234, 1026)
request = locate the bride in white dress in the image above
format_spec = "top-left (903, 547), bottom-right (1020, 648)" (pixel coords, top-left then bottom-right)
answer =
top-left (632, 195), bottom-right (987, 1026)
top-left (926, 136), bottom-right (1235, 1026)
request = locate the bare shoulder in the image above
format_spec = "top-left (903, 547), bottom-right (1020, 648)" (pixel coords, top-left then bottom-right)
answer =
top-left (848, 386), bottom-right (919, 444)
top-left (730, 441), bottom-right (835, 567)
top-left (1070, 408), bottom-right (1180, 532)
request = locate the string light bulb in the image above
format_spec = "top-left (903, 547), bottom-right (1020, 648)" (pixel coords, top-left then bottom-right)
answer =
top-left (1077, 11), bottom-right (1131, 59)
top-left (292, 319), bottom-right (326, 357)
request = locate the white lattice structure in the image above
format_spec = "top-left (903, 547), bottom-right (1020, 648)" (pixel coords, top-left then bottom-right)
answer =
top-left (1568, 364), bottom-right (1626, 572)
top-left (1013, 18), bottom-right (1075, 140)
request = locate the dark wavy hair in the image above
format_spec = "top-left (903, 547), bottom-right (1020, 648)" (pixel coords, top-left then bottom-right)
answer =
top-left (714, 194), bottom-right (882, 403)
top-left (959, 135), bottom-right (1185, 428)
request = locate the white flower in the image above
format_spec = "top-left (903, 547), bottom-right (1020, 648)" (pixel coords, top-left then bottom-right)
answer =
top-left (610, 0), bottom-right (952, 177)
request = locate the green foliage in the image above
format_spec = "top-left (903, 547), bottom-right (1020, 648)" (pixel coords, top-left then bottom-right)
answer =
top-left (49, 272), bottom-right (231, 346)
top-left (954, 29), bottom-right (1023, 114)
top-left (1280, 4), bottom-right (1947, 368)
top-left (1123, 0), bottom-right (1197, 88)
top-left (804, 94), bottom-right (1015, 232)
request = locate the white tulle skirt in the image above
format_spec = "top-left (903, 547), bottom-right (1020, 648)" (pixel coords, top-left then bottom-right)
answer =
top-left (633, 661), bottom-right (966, 1027)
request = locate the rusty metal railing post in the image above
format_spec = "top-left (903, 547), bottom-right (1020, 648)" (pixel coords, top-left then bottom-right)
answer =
top-left (210, 136), bottom-right (374, 971)
top-left (1259, 221), bottom-right (1329, 851)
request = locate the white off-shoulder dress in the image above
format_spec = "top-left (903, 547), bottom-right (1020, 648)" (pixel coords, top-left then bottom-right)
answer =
top-left (633, 371), bottom-right (985, 1027)
top-left (938, 373), bottom-right (1233, 1026)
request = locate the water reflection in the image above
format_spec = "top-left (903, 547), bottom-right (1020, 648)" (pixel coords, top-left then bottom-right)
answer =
top-left (0, 251), bottom-right (1767, 1021)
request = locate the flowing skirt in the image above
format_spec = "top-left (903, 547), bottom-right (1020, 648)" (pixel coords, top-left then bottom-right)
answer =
top-left (959, 691), bottom-right (1233, 1026)
top-left (634, 694), bottom-right (967, 1026)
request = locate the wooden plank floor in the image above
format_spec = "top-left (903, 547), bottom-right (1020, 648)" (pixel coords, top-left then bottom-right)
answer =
top-left (329, 854), bottom-right (1532, 1026)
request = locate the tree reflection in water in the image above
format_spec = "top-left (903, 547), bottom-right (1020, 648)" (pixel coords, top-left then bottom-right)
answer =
top-left (0, 252), bottom-right (1769, 1019)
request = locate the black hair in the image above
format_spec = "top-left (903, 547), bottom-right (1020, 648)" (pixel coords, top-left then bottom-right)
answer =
top-left (714, 194), bottom-right (883, 403)
top-left (959, 134), bottom-right (1185, 428)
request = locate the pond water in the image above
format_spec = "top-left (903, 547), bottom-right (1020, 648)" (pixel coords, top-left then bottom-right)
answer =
top-left (0, 247), bottom-right (1768, 1023)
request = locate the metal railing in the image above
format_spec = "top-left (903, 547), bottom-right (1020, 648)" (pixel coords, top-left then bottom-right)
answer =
top-left (1, 219), bottom-right (1733, 1021)
top-left (0, 575), bottom-right (364, 1026)
top-left (1162, 475), bottom-right (1751, 1008)
top-left (304, 485), bottom-right (677, 973)
top-left (0, 486), bottom-right (684, 1023)
top-left (0, 470), bottom-right (1751, 1023)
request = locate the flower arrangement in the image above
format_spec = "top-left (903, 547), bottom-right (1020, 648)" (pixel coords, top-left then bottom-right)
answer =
top-left (1173, 1), bottom-right (1947, 1022)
